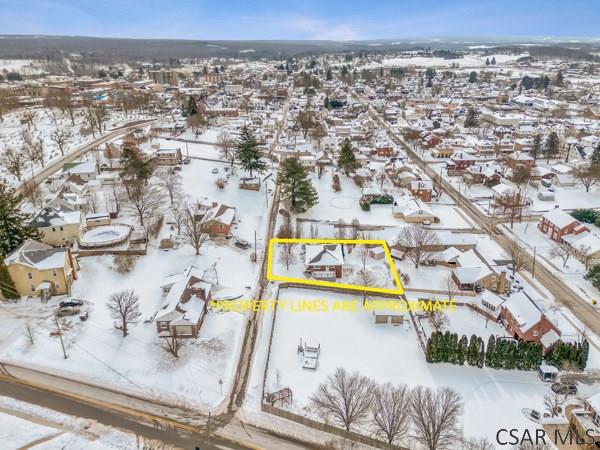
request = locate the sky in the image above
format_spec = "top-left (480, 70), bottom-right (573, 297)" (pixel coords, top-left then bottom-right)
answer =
top-left (0, 0), bottom-right (599, 41)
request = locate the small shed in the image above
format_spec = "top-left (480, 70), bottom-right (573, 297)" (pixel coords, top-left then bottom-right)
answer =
top-left (538, 364), bottom-right (558, 382)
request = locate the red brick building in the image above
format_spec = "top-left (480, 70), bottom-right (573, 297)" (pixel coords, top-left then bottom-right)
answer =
top-left (539, 209), bottom-right (588, 242)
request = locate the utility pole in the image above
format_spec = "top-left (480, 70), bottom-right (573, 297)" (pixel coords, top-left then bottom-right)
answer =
top-left (532, 246), bottom-right (537, 279)
top-left (54, 315), bottom-right (68, 359)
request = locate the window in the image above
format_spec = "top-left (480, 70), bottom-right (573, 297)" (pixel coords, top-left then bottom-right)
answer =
top-left (53, 270), bottom-right (57, 277)
top-left (52, 227), bottom-right (56, 232)
top-left (27, 272), bottom-right (32, 279)
top-left (533, 330), bottom-right (539, 337)
top-left (60, 226), bottom-right (64, 231)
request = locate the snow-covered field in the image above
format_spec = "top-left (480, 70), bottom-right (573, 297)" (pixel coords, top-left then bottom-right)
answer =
top-left (266, 288), bottom-right (554, 445)
top-left (362, 53), bottom-right (529, 69)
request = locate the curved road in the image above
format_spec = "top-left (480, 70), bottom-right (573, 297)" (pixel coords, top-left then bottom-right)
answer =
top-left (15, 119), bottom-right (155, 197)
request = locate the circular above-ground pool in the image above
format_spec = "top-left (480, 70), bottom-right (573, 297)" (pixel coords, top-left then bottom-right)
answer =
top-left (79, 224), bottom-right (132, 248)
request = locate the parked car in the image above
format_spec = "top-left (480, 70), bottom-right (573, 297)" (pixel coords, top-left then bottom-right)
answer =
top-left (547, 187), bottom-right (555, 192)
top-left (235, 239), bottom-right (251, 249)
top-left (174, 166), bottom-right (182, 171)
top-left (183, 158), bottom-right (191, 165)
top-left (56, 306), bottom-right (80, 317)
top-left (59, 299), bottom-right (84, 308)
top-left (212, 168), bottom-right (219, 174)
top-left (551, 382), bottom-right (577, 395)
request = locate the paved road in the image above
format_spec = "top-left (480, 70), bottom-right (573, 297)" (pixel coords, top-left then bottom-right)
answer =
top-left (365, 102), bottom-right (600, 337)
top-left (0, 362), bottom-right (308, 450)
top-left (15, 119), bottom-right (154, 197)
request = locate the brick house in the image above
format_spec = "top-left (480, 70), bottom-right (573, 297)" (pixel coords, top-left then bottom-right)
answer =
top-left (500, 292), bottom-right (561, 352)
top-left (199, 202), bottom-right (236, 237)
top-left (568, 392), bottom-right (600, 449)
top-left (155, 148), bottom-right (182, 166)
top-left (447, 151), bottom-right (479, 173)
top-left (409, 180), bottom-right (434, 202)
top-left (305, 244), bottom-right (344, 280)
top-left (539, 209), bottom-right (588, 242)
top-left (156, 266), bottom-right (212, 338)
top-left (506, 151), bottom-right (535, 170)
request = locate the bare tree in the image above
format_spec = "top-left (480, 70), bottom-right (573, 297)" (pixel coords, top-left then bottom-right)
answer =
top-left (428, 310), bottom-right (449, 332)
top-left (187, 113), bottom-right (205, 137)
top-left (23, 140), bottom-right (45, 168)
top-left (217, 131), bottom-right (236, 166)
top-left (397, 225), bottom-right (438, 269)
top-left (371, 383), bottom-right (412, 444)
top-left (507, 241), bottom-right (528, 275)
top-left (493, 190), bottom-right (528, 229)
top-left (171, 201), bottom-right (187, 235)
top-left (107, 290), bottom-right (142, 337)
top-left (311, 125), bottom-right (327, 150)
top-left (181, 205), bottom-right (208, 255)
top-left (0, 147), bottom-right (26, 181)
top-left (409, 386), bottom-right (463, 450)
top-left (334, 219), bottom-right (346, 239)
top-left (22, 179), bottom-right (43, 208)
top-left (277, 215), bottom-right (294, 270)
top-left (573, 165), bottom-right (600, 193)
top-left (462, 437), bottom-right (495, 450)
top-left (123, 180), bottom-right (164, 228)
top-left (309, 368), bottom-right (376, 431)
top-left (445, 275), bottom-right (457, 301)
top-left (155, 168), bottom-right (182, 206)
top-left (160, 329), bottom-right (185, 358)
top-left (549, 242), bottom-right (572, 268)
top-left (50, 128), bottom-right (72, 156)
top-left (543, 393), bottom-right (564, 418)
top-left (297, 109), bottom-right (317, 139)
top-left (137, 437), bottom-right (176, 450)
top-left (310, 223), bottom-right (319, 239)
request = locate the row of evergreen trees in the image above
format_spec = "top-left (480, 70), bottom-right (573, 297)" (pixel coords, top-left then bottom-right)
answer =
top-left (426, 332), bottom-right (588, 372)
top-left (546, 340), bottom-right (589, 371)
top-left (426, 332), bottom-right (485, 367)
top-left (485, 336), bottom-right (543, 371)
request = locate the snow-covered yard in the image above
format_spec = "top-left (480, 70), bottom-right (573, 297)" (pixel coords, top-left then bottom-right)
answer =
top-left (300, 168), bottom-right (472, 229)
top-left (0, 155), bottom-right (274, 412)
top-left (266, 287), bottom-right (552, 444)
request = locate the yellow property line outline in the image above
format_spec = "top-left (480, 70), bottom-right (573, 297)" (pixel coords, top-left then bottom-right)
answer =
top-left (267, 238), bottom-right (405, 295)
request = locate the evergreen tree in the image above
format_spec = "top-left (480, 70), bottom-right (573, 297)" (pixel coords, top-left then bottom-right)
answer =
top-left (467, 334), bottom-right (479, 366)
top-left (485, 58), bottom-right (490, 66)
top-left (477, 337), bottom-right (486, 368)
top-left (468, 71), bottom-right (478, 83)
top-left (464, 107), bottom-right (479, 128)
top-left (277, 158), bottom-right (319, 213)
top-left (584, 265), bottom-right (600, 291)
top-left (516, 341), bottom-right (528, 370)
top-left (457, 335), bottom-right (468, 365)
top-left (591, 144), bottom-right (600, 166)
top-left (531, 134), bottom-right (542, 161)
top-left (491, 57), bottom-right (497, 65)
top-left (337, 139), bottom-right (359, 176)
top-left (486, 335), bottom-right (496, 368)
top-left (236, 126), bottom-right (267, 177)
top-left (0, 180), bottom-right (41, 257)
top-left (544, 132), bottom-right (560, 163)
top-left (578, 340), bottom-right (590, 370)
top-left (0, 257), bottom-right (18, 299)
top-left (555, 70), bottom-right (564, 87)
top-left (442, 331), bottom-right (451, 362)
top-left (326, 67), bottom-right (332, 81)
top-left (449, 333), bottom-right (459, 364)
top-left (187, 96), bottom-right (198, 116)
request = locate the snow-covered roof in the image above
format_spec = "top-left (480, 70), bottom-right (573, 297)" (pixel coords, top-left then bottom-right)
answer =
top-left (541, 209), bottom-right (578, 229)
top-left (5, 239), bottom-right (67, 271)
top-left (305, 244), bottom-right (344, 266)
top-left (502, 291), bottom-right (542, 332)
